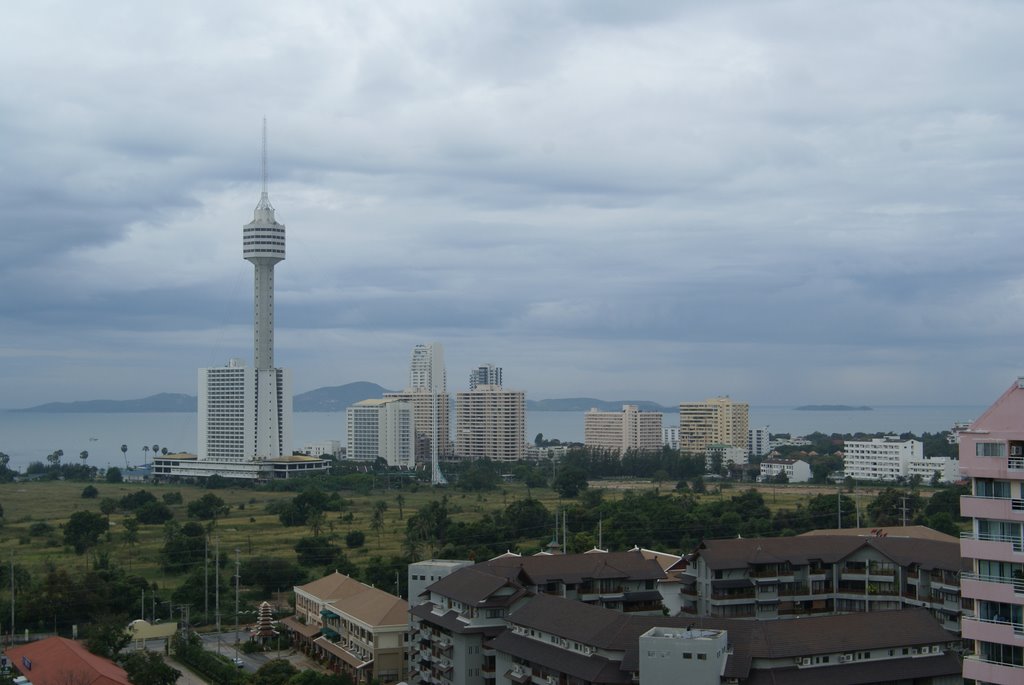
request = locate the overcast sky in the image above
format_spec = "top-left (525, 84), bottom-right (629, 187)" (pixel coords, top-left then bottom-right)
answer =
top-left (2, 1), bottom-right (1022, 409)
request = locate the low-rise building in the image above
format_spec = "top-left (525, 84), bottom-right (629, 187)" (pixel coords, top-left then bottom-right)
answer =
top-left (705, 444), bottom-right (747, 473)
top-left (759, 457), bottom-right (812, 483)
top-left (7, 637), bottom-right (132, 685)
top-left (282, 571), bottom-right (409, 684)
top-left (907, 455), bottom-right (960, 484)
top-left (687, 532), bottom-right (965, 634)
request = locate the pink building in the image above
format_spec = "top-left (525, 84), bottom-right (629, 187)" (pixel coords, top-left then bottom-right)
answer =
top-left (960, 378), bottom-right (1024, 683)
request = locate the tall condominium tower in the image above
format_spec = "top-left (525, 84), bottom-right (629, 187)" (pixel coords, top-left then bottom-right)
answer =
top-left (386, 342), bottom-right (449, 484)
top-left (678, 396), bottom-right (749, 455)
top-left (455, 385), bottom-right (526, 462)
top-left (584, 404), bottom-right (663, 456)
top-left (469, 363), bottom-right (502, 390)
top-left (959, 378), bottom-right (1024, 684)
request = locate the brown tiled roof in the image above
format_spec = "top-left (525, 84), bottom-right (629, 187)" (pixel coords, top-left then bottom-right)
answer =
top-left (507, 595), bottom-right (631, 648)
top-left (426, 566), bottom-right (531, 606)
top-left (327, 585), bottom-right (409, 627)
top-left (484, 550), bottom-right (666, 584)
top-left (743, 653), bottom-right (961, 685)
top-left (697, 534), bottom-right (960, 573)
top-left (799, 525), bottom-right (957, 542)
top-left (410, 603), bottom-right (492, 635)
top-left (295, 571), bottom-right (369, 603)
top-left (280, 616), bottom-right (321, 638)
top-left (489, 631), bottom-right (631, 684)
top-left (8, 637), bottom-right (131, 685)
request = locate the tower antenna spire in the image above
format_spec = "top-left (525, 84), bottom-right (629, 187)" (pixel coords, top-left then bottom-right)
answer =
top-left (261, 117), bottom-right (268, 197)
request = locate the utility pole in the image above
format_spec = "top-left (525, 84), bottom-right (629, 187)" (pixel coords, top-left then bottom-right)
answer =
top-left (235, 548), bottom-right (240, 645)
top-left (204, 537), bottom-right (209, 621)
top-left (837, 489), bottom-right (842, 528)
top-left (10, 552), bottom-right (15, 646)
top-left (900, 497), bottom-right (910, 527)
top-left (141, 588), bottom-right (145, 620)
top-left (215, 537), bottom-right (221, 634)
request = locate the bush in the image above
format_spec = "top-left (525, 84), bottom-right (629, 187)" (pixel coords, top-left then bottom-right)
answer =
top-left (81, 485), bottom-right (99, 499)
top-left (345, 530), bottom-right (365, 548)
top-left (163, 491), bottom-right (183, 505)
top-left (29, 521), bottom-right (54, 536)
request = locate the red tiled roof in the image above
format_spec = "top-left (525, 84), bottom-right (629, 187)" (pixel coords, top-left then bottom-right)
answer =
top-left (7, 637), bottom-right (131, 685)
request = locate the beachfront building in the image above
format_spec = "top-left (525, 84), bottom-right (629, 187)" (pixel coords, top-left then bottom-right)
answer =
top-left (843, 437), bottom-right (924, 482)
top-left (455, 385), bottom-right (526, 462)
top-left (705, 444), bottom-right (748, 473)
top-left (959, 377), bottom-right (1024, 683)
top-left (663, 426), bottom-right (679, 450)
top-left (908, 455), bottom-right (960, 484)
top-left (583, 404), bottom-right (663, 456)
top-left (385, 342), bottom-right (450, 484)
top-left (346, 398), bottom-right (414, 467)
top-left (749, 425), bottom-right (771, 457)
top-left (469, 363), bottom-right (502, 390)
top-left (679, 396), bottom-right (749, 455)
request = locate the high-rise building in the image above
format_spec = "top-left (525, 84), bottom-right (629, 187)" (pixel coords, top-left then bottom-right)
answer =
top-left (469, 363), bottom-right (502, 390)
top-left (455, 385), bottom-right (526, 462)
top-left (959, 377), bottom-right (1024, 684)
top-left (346, 398), bottom-right (414, 468)
top-left (678, 397), bottom-right (749, 455)
top-left (158, 125), bottom-right (328, 481)
top-left (584, 405), bottom-right (663, 455)
top-left (386, 342), bottom-right (450, 484)
top-left (843, 437), bottom-right (923, 482)
top-left (749, 425), bottom-right (771, 458)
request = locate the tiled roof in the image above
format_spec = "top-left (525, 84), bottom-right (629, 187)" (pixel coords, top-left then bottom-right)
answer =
top-left (426, 565), bottom-right (529, 606)
top-left (8, 637), bottom-right (131, 685)
top-left (327, 585), bottom-right (409, 627)
top-left (743, 653), bottom-right (961, 685)
top-left (800, 525), bottom-right (958, 542)
top-left (490, 631), bottom-right (631, 683)
top-left (484, 550), bottom-right (666, 584)
top-left (697, 534), bottom-right (960, 573)
top-left (295, 571), bottom-right (369, 603)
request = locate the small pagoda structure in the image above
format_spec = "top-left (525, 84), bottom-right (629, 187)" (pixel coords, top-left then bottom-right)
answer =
top-left (250, 601), bottom-right (279, 644)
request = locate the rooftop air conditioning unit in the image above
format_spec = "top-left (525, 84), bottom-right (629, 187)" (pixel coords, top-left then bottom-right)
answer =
top-left (840, 654), bottom-right (853, 663)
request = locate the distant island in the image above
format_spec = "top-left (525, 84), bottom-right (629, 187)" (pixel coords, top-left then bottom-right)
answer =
top-left (794, 404), bottom-right (873, 411)
top-left (10, 385), bottom-right (675, 414)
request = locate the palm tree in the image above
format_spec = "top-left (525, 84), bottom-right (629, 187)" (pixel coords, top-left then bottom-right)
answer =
top-left (143, 446), bottom-right (150, 464)
top-left (121, 444), bottom-right (128, 468)
top-left (396, 494), bottom-right (406, 521)
top-left (152, 444), bottom-right (159, 462)
top-left (79, 450), bottom-right (89, 464)
top-left (371, 500), bottom-right (388, 548)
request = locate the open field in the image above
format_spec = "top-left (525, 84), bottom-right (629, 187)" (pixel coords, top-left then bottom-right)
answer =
top-left (0, 476), bottom-right (923, 603)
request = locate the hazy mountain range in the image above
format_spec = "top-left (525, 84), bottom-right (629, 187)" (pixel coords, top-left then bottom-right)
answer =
top-left (10, 383), bottom-right (677, 413)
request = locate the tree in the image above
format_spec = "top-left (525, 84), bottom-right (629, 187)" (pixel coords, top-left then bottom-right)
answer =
top-left (345, 530), bottom-right (365, 548)
top-left (294, 536), bottom-right (341, 567)
top-left (46, 449), bottom-right (63, 469)
top-left (136, 501), bottom-right (174, 525)
top-left (106, 466), bottom-right (123, 483)
top-left (868, 488), bottom-right (923, 527)
top-left (121, 650), bottom-right (181, 685)
top-left (371, 500), bottom-right (388, 547)
top-left (504, 498), bottom-right (550, 536)
top-left (64, 510), bottom-right (108, 554)
top-left (143, 445), bottom-right (150, 464)
top-left (241, 557), bottom-right (308, 595)
top-left (553, 466), bottom-right (588, 498)
top-left (79, 450), bottom-right (89, 464)
top-left (121, 443), bottom-right (128, 467)
top-left (83, 614), bottom-right (132, 659)
top-left (81, 485), bottom-right (99, 499)
top-left (252, 659), bottom-right (299, 685)
top-left (396, 493), bottom-right (406, 520)
top-left (152, 444), bottom-right (160, 460)
top-left (188, 493), bottom-right (229, 520)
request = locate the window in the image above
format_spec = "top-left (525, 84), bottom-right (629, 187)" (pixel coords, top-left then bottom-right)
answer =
top-left (977, 442), bottom-right (1007, 457)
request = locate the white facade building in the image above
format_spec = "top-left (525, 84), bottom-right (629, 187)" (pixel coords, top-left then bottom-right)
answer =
top-left (303, 440), bottom-right (341, 458)
top-left (584, 405), bottom-right (663, 455)
top-left (705, 444), bottom-right (747, 472)
top-left (907, 455), bottom-right (960, 484)
top-left (663, 426), bottom-right (678, 450)
top-left (346, 398), bottom-right (414, 467)
top-left (843, 437), bottom-right (923, 482)
top-left (749, 425), bottom-right (771, 458)
top-left (759, 457), bottom-right (812, 483)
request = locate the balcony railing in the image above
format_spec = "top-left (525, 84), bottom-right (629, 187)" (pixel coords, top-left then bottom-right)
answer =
top-left (961, 571), bottom-right (1024, 593)
top-left (960, 531), bottom-right (1024, 552)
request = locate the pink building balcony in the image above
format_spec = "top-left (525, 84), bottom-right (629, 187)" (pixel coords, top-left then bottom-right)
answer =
top-left (961, 533), bottom-right (1024, 564)
top-left (964, 656), bottom-right (1024, 684)
top-left (961, 495), bottom-right (1024, 520)
top-left (961, 573), bottom-right (1024, 604)
top-left (962, 616), bottom-right (1024, 643)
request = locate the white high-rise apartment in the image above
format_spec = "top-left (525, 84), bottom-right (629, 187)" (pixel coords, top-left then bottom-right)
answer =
top-left (678, 397), bottom-right (749, 455)
top-left (843, 437), bottom-right (923, 482)
top-left (455, 385), bottom-right (526, 462)
top-left (584, 405), bottom-right (663, 455)
top-left (346, 398), bottom-right (414, 467)
top-left (469, 363), bottom-right (502, 390)
top-left (749, 426), bottom-right (771, 458)
top-left (410, 343), bottom-right (446, 392)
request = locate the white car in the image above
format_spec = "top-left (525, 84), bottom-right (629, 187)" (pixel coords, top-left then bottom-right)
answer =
top-left (232, 657), bottom-right (245, 668)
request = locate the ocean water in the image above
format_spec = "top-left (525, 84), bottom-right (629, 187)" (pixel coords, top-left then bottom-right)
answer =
top-left (0, 405), bottom-right (985, 472)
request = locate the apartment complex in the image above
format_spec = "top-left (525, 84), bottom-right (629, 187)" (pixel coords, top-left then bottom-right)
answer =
top-left (455, 385), bottom-right (526, 462)
top-left (679, 396), bottom-right (749, 454)
top-left (284, 571), bottom-right (409, 684)
top-left (759, 457), bottom-right (812, 483)
top-left (583, 404), bottom-right (663, 455)
top-left (386, 342), bottom-right (451, 484)
top-left (843, 437), bottom-right (924, 482)
top-left (346, 398), bottom-right (414, 467)
top-left (687, 533), bottom-right (965, 634)
top-left (749, 425), bottom-right (771, 457)
top-left (959, 377), bottom-right (1024, 684)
